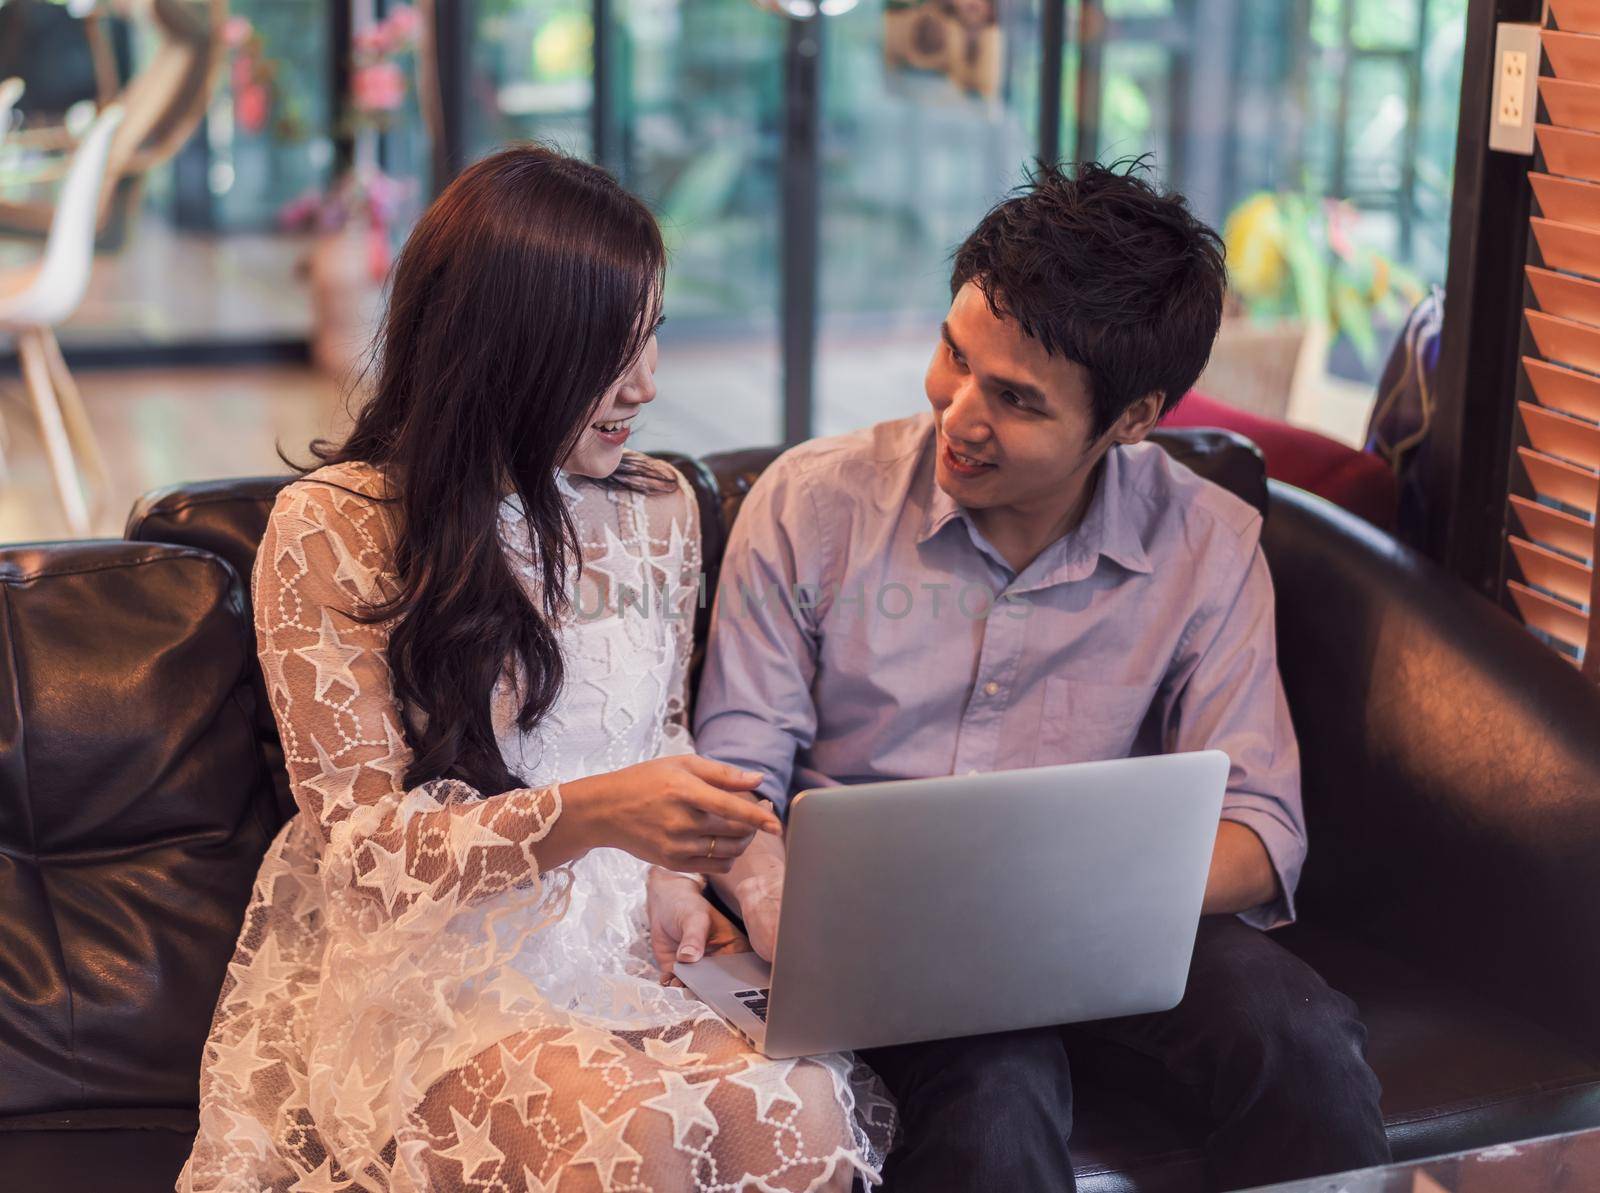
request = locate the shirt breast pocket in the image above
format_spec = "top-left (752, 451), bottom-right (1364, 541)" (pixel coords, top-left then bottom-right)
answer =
top-left (1034, 676), bottom-right (1155, 767)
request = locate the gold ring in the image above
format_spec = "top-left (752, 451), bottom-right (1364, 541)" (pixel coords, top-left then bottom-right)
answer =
top-left (705, 835), bottom-right (717, 859)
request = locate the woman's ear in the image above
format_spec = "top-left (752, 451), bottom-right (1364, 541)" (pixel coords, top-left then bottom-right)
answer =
top-left (1114, 391), bottom-right (1165, 446)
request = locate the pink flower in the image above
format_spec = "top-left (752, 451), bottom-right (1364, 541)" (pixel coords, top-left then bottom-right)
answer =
top-left (352, 62), bottom-right (407, 112)
top-left (277, 192), bottom-right (323, 232)
top-left (1325, 198), bottom-right (1358, 262)
top-left (383, 6), bottom-right (422, 47)
top-left (236, 82), bottom-right (270, 134)
top-left (366, 223), bottom-right (391, 283)
top-left (224, 15), bottom-right (254, 48)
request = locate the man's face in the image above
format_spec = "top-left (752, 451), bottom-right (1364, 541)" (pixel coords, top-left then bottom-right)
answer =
top-left (925, 281), bottom-right (1118, 515)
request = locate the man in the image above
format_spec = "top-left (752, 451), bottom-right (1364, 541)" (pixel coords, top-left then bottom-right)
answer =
top-left (650, 161), bottom-right (1390, 1191)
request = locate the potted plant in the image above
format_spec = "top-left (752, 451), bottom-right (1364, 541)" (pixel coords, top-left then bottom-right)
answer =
top-left (1201, 191), bottom-right (1423, 422)
top-left (278, 3), bottom-right (421, 382)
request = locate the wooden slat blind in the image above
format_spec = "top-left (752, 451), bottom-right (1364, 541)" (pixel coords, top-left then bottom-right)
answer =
top-left (1509, 7), bottom-right (1600, 677)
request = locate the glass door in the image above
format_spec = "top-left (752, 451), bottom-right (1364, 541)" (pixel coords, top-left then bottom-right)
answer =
top-left (812, 0), bottom-right (1046, 438)
top-left (617, 0), bottom-right (789, 452)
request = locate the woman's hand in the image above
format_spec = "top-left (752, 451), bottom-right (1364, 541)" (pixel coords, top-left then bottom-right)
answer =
top-left (562, 755), bottom-right (781, 873)
top-left (647, 868), bottom-right (751, 981)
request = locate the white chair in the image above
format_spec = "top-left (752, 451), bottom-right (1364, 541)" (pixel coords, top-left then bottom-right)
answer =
top-left (0, 78), bottom-right (22, 148)
top-left (0, 104), bottom-right (124, 535)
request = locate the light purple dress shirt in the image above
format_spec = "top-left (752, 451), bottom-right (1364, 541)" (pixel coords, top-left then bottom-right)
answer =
top-left (692, 413), bottom-right (1304, 929)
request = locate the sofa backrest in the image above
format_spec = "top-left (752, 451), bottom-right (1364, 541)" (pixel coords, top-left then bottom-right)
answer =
top-left (0, 541), bottom-right (275, 1117)
top-left (126, 429), bottom-right (1267, 835)
top-left (127, 477), bottom-right (295, 823)
top-left (1263, 480), bottom-right (1600, 1055)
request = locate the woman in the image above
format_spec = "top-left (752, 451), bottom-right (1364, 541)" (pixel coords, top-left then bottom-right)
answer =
top-left (180, 146), bottom-right (894, 1192)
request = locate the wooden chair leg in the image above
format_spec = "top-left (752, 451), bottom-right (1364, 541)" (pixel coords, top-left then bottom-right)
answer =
top-left (37, 327), bottom-right (110, 505)
top-left (0, 387), bottom-right (10, 484)
top-left (16, 328), bottom-right (91, 536)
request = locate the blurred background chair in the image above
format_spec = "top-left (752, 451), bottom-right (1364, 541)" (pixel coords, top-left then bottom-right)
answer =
top-left (0, 104), bottom-right (124, 534)
top-left (0, 0), bottom-right (226, 245)
top-left (0, 78), bottom-right (22, 147)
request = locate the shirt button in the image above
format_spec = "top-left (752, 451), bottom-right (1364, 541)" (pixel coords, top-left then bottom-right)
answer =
top-left (983, 681), bottom-right (1000, 697)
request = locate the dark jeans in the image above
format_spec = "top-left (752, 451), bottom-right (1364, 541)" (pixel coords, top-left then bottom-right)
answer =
top-left (860, 917), bottom-right (1390, 1193)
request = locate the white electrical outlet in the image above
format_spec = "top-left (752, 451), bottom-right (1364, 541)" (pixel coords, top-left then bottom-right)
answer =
top-left (1499, 49), bottom-right (1527, 126)
top-left (1489, 23), bottom-right (1540, 155)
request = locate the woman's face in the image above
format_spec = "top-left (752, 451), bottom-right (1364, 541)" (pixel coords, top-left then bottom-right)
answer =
top-left (561, 325), bottom-right (660, 479)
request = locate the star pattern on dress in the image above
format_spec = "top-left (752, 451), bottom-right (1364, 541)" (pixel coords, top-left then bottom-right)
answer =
top-left (209, 1022), bottom-right (276, 1092)
top-left (259, 638), bottom-right (294, 712)
top-left (293, 609), bottom-right (364, 701)
top-left (437, 1106), bottom-right (505, 1181)
top-left (552, 1026), bottom-right (623, 1068)
top-left (332, 1061), bottom-right (387, 1136)
top-left (641, 1069), bottom-right (719, 1149)
top-left (569, 1102), bottom-right (642, 1190)
top-left (443, 808), bottom-right (516, 877)
top-left (219, 1105), bottom-right (275, 1160)
top-left (521, 1161), bottom-right (565, 1193)
top-left (641, 1031), bottom-right (708, 1069)
top-left (356, 835), bottom-right (432, 913)
top-left (586, 524), bottom-right (653, 614)
top-left (289, 1156), bottom-right (353, 1193)
top-left (497, 1040), bottom-right (553, 1122)
top-left (223, 931), bottom-right (296, 1010)
top-left (273, 487), bottom-right (328, 575)
top-left (326, 524), bottom-right (377, 596)
top-left (727, 1058), bottom-right (800, 1119)
top-left (365, 715), bottom-right (411, 791)
top-left (302, 736), bottom-right (366, 817)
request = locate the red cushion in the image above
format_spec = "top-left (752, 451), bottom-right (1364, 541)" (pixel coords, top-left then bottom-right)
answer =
top-left (1163, 392), bottom-right (1397, 530)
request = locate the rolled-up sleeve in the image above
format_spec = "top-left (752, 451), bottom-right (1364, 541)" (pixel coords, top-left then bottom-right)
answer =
top-left (693, 458), bottom-right (828, 816)
top-left (1165, 528), bottom-right (1304, 930)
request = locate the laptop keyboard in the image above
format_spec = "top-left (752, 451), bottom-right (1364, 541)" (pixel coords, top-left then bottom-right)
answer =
top-left (733, 988), bottom-right (771, 1022)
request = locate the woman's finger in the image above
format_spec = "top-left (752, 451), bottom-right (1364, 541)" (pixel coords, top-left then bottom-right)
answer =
top-left (690, 809), bottom-right (761, 840)
top-left (681, 755), bottom-right (765, 791)
top-left (684, 782), bottom-right (783, 834)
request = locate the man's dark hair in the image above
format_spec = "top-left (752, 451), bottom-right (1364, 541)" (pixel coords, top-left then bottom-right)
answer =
top-left (950, 158), bottom-right (1227, 438)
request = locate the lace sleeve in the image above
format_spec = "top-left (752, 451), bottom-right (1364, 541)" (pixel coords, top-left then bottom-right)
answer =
top-left (253, 477), bottom-right (563, 925)
top-left (660, 468), bottom-right (702, 758)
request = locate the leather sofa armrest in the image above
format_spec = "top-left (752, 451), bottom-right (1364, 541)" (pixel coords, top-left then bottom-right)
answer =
top-left (1262, 481), bottom-right (1600, 1057)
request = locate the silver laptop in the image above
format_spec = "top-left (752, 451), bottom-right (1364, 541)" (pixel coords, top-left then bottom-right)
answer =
top-left (677, 750), bottom-right (1230, 1059)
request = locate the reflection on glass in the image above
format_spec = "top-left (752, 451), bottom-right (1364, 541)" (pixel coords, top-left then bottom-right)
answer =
top-left (1062, 0), bottom-right (1466, 435)
top-left (470, 0), bottom-right (594, 158)
top-left (0, 0), bottom-right (330, 348)
top-left (813, 0), bottom-right (1042, 438)
top-left (618, 0), bottom-right (787, 451)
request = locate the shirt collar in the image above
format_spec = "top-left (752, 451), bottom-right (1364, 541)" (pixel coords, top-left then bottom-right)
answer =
top-left (917, 441), bottom-right (1153, 583)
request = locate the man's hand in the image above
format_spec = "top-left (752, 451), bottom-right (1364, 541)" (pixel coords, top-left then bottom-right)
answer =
top-left (733, 865), bottom-right (784, 961)
top-left (647, 867), bottom-right (750, 982)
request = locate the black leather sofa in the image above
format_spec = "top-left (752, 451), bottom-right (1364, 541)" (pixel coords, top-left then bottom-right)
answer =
top-left (3, 428), bottom-right (1598, 1192)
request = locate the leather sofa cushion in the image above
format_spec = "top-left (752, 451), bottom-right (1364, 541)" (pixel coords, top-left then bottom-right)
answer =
top-left (127, 477), bottom-right (295, 826)
top-left (0, 542), bottom-right (275, 1117)
top-left (0, 1111), bottom-right (196, 1193)
top-left (1263, 482), bottom-right (1600, 1057)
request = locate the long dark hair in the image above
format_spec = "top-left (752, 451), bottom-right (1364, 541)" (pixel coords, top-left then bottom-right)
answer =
top-left (307, 145), bottom-right (668, 795)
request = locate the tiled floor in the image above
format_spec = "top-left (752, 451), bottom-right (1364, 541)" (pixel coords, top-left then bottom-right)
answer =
top-left (0, 364), bottom-right (348, 542)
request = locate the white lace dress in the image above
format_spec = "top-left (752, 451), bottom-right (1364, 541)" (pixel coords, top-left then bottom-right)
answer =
top-left (178, 458), bottom-right (895, 1193)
